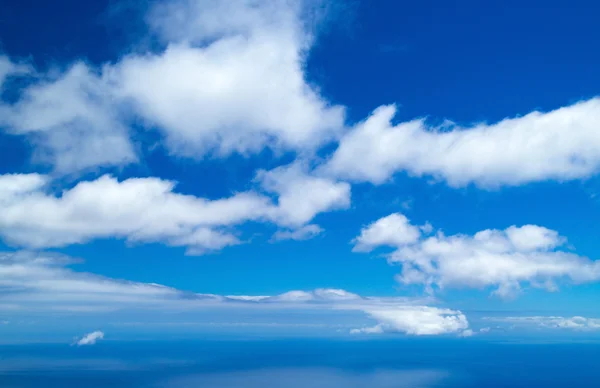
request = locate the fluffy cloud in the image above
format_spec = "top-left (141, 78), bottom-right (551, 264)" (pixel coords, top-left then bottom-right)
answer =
top-left (0, 166), bottom-right (348, 252)
top-left (0, 62), bottom-right (135, 174)
top-left (325, 98), bottom-right (600, 187)
top-left (352, 213), bottom-right (600, 297)
top-left (352, 213), bottom-right (422, 252)
top-left (111, 1), bottom-right (345, 158)
top-left (76, 331), bottom-right (105, 346)
top-left (0, 251), bottom-right (466, 336)
top-left (487, 316), bottom-right (600, 331)
top-left (350, 306), bottom-right (469, 336)
top-left (0, 173), bottom-right (272, 252)
top-left (257, 162), bottom-right (351, 227)
top-left (0, 0), bottom-right (344, 175)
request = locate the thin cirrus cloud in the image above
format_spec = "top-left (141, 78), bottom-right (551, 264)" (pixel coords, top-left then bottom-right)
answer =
top-left (0, 164), bottom-right (349, 252)
top-left (352, 213), bottom-right (600, 297)
top-left (0, 251), bottom-right (469, 337)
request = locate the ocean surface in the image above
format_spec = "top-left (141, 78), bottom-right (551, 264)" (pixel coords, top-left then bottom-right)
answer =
top-left (1, 339), bottom-right (599, 387)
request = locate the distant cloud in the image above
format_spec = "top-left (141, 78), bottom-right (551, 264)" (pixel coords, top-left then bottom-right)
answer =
top-left (272, 224), bottom-right (324, 242)
top-left (0, 251), bottom-right (466, 337)
top-left (76, 331), bottom-right (104, 346)
top-left (350, 306), bottom-right (469, 336)
top-left (352, 213), bottom-right (600, 297)
top-left (487, 316), bottom-right (600, 331)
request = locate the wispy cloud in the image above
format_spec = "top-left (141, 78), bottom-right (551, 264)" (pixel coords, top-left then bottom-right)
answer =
top-left (0, 251), bottom-right (466, 337)
top-left (486, 316), bottom-right (600, 331)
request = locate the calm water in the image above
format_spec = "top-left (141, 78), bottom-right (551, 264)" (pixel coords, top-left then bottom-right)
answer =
top-left (1, 339), bottom-right (599, 387)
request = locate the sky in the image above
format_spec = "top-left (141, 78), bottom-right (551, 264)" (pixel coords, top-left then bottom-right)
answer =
top-left (1, 0), bottom-right (600, 344)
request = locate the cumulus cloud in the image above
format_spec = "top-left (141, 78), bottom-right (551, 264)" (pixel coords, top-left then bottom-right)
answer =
top-left (352, 213), bottom-right (422, 252)
top-left (487, 316), bottom-right (600, 331)
top-left (0, 169), bottom-right (346, 252)
top-left (0, 62), bottom-right (135, 174)
top-left (0, 0), bottom-right (344, 174)
top-left (0, 251), bottom-right (466, 336)
top-left (350, 306), bottom-right (469, 336)
top-left (76, 331), bottom-right (105, 346)
top-left (325, 98), bottom-right (600, 187)
top-left (352, 213), bottom-right (600, 297)
top-left (111, 0), bottom-right (345, 158)
top-left (257, 162), bottom-right (351, 227)
top-left (0, 173), bottom-right (271, 252)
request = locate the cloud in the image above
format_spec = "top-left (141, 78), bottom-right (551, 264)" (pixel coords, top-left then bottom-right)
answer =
top-left (0, 173), bottom-right (271, 252)
top-left (0, 251), bottom-right (466, 337)
top-left (272, 224), bottom-right (324, 242)
top-left (76, 331), bottom-right (105, 346)
top-left (258, 162), bottom-right (351, 227)
top-left (350, 306), bottom-right (469, 336)
top-left (487, 316), bottom-right (600, 331)
top-left (111, 0), bottom-right (345, 158)
top-left (352, 213), bottom-right (600, 297)
top-left (352, 213), bottom-right (422, 252)
top-left (325, 98), bottom-right (600, 188)
top-left (0, 62), bottom-right (135, 174)
top-left (0, 169), bottom-right (346, 252)
top-left (1, 0), bottom-right (344, 174)
top-left (0, 55), bottom-right (31, 87)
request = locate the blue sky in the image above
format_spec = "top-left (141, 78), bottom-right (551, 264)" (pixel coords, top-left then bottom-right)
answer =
top-left (1, 0), bottom-right (600, 343)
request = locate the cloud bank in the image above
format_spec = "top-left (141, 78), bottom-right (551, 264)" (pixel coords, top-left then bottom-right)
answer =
top-left (0, 251), bottom-right (468, 336)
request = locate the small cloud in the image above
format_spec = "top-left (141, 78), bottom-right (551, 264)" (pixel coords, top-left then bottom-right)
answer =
top-left (459, 329), bottom-right (474, 337)
top-left (76, 331), bottom-right (104, 346)
top-left (271, 224), bottom-right (324, 242)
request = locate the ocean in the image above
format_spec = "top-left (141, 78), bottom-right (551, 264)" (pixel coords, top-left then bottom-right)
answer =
top-left (1, 339), bottom-right (598, 387)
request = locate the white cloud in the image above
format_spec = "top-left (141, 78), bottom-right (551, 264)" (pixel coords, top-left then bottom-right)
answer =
top-left (0, 62), bottom-right (135, 174)
top-left (108, 0), bottom-right (344, 159)
top-left (272, 224), bottom-right (324, 242)
top-left (0, 251), bottom-right (466, 337)
top-left (1, 0), bottom-right (344, 174)
top-left (325, 98), bottom-right (600, 187)
top-left (0, 173), bottom-right (272, 252)
top-left (0, 169), bottom-right (347, 252)
top-left (352, 213), bottom-right (600, 297)
top-left (350, 306), bottom-right (469, 336)
top-left (352, 213), bottom-right (422, 252)
top-left (487, 316), bottom-right (600, 331)
top-left (258, 162), bottom-right (351, 227)
top-left (76, 330), bottom-right (105, 346)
